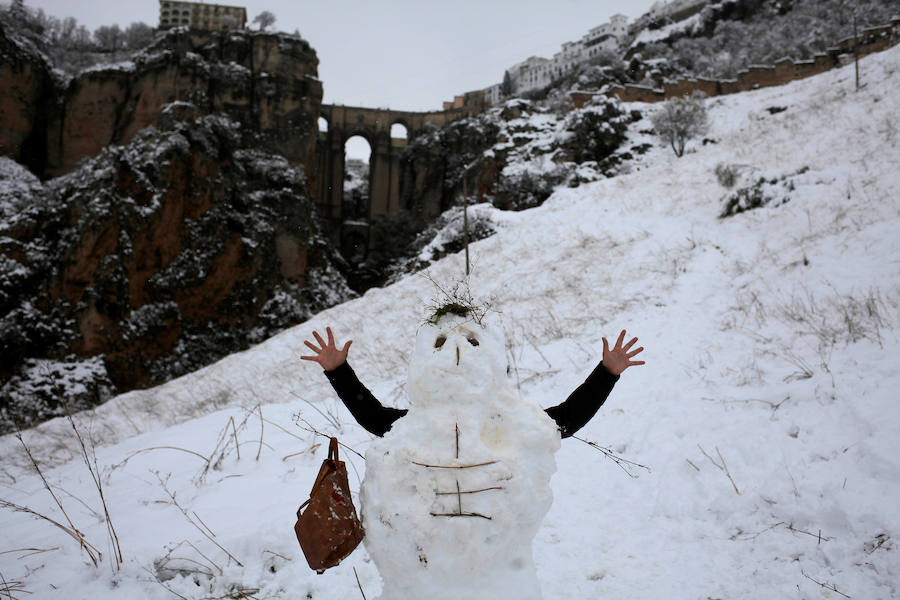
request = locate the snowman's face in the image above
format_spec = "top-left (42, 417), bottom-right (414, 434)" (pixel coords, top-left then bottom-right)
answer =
top-left (407, 313), bottom-right (508, 407)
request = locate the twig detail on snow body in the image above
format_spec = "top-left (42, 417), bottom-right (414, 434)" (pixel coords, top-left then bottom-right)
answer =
top-left (698, 445), bottom-right (741, 495)
top-left (435, 486), bottom-right (504, 495)
top-left (411, 460), bottom-right (499, 469)
top-left (430, 512), bottom-right (493, 520)
top-left (571, 436), bottom-right (651, 478)
top-left (801, 569), bottom-right (851, 598)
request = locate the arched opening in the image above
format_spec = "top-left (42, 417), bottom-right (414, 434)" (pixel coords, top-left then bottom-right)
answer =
top-left (318, 117), bottom-right (328, 133)
top-left (391, 122), bottom-right (408, 140)
top-left (343, 135), bottom-right (371, 223)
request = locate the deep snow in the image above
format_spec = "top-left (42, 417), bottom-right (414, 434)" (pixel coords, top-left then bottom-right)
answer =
top-left (1, 45), bottom-right (898, 599)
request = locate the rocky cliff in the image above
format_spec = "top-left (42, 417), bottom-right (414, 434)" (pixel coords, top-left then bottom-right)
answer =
top-left (0, 20), bottom-right (56, 176)
top-left (0, 114), bottom-right (353, 433)
top-left (0, 22), bottom-right (347, 433)
top-left (0, 22), bottom-right (322, 181)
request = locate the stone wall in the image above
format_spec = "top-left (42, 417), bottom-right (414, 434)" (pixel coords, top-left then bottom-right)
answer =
top-left (576, 17), bottom-right (900, 107)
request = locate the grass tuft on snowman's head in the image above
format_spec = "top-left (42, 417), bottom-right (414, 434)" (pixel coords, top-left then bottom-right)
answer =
top-left (422, 275), bottom-right (492, 326)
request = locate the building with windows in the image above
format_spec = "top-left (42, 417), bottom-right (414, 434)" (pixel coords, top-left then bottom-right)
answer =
top-left (158, 1), bottom-right (247, 31)
top-left (492, 13), bottom-right (629, 101)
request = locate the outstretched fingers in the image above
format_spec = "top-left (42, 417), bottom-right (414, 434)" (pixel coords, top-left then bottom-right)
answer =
top-left (614, 329), bottom-right (627, 350)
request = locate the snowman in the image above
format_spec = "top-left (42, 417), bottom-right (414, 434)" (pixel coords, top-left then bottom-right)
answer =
top-left (302, 305), bottom-right (644, 599)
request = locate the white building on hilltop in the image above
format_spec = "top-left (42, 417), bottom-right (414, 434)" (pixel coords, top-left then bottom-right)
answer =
top-left (490, 13), bottom-right (629, 102)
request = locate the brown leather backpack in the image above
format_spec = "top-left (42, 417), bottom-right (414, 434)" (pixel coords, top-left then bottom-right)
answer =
top-left (294, 437), bottom-right (365, 573)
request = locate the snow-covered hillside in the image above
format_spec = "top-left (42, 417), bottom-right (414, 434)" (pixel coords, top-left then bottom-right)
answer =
top-left (2, 46), bottom-right (898, 599)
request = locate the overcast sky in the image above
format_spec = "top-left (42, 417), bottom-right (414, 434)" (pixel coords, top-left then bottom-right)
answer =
top-left (25, 0), bottom-right (659, 158)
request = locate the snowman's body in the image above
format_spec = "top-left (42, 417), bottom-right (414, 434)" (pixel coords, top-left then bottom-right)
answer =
top-left (361, 315), bottom-right (561, 600)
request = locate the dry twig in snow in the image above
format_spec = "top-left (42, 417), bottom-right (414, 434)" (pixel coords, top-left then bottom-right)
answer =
top-left (13, 433), bottom-right (101, 566)
top-left (572, 436), bottom-right (651, 478)
top-left (154, 472), bottom-right (244, 567)
top-left (698, 444), bottom-right (741, 495)
top-left (801, 569), bottom-right (851, 598)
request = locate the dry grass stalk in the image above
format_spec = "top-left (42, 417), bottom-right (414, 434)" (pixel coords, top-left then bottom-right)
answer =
top-left (155, 473), bottom-right (244, 567)
top-left (142, 566), bottom-right (189, 600)
top-left (0, 498), bottom-right (101, 565)
top-left (62, 410), bottom-right (123, 568)
top-left (801, 569), bottom-right (851, 598)
top-left (353, 566), bottom-right (368, 600)
top-left (289, 391), bottom-right (342, 431)
top-left (698, 445), bottom-right (741, 495)
top-left (0, 547), bottom-right (59, 559)
top-left (229, 417), bottom-right (240, 460)
top-left (0, 570), bottom-right (29, 600)
top-left (14, 433), bottom-right (101, 566)
top-left (256, 405), bottom-right (264, 461)
top-left (572, 436), bottom-right (651, 478)
top-left (292, 412), bottom-right (364, 459)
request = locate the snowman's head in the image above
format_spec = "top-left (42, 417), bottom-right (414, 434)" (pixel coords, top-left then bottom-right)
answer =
top-left (407, 311), bottom-right (508, 408)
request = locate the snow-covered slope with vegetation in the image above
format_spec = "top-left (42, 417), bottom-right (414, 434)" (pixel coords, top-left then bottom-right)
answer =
top-left (1, 46), bottom-right (898, 599)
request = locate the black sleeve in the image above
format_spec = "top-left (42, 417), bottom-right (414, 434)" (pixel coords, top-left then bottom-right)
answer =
top-left (544, 362), bottom-right (619, 439)
top-left (323, 361), bottom-right (408, 437)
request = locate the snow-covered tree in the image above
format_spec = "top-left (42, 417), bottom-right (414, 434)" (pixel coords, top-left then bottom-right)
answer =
top-left (500, 70), bottom-right (514, 97)
top-left (650, 92), bottom-right (709, 157)
top-left (123, 22), bottom-right (153, 50)
top-left (93, 24), bottom-right (123, 52)
top-left (252, 10), bottom-right (276, 31)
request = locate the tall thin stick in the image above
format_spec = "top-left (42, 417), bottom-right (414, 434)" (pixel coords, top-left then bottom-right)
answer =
top-left (229, 416), bottom-right (241, 460)
top-left (63, 411), bottom-right (123, 567)
top-left (463, 177), bottom-right (470, 276)
top-left (353, 566), bottom-right (368, 600)
top-left (256, 405), bottom-right (265, 461)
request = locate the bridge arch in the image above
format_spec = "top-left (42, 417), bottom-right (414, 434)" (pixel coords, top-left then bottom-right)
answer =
top-left (315, 103), bottom-right (481, 260)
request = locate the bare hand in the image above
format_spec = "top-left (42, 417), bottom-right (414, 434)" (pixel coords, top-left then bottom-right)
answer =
top-left (602, 330), bottom-right (645, 376)
top-left (300, 327), bottom-right (352, 371)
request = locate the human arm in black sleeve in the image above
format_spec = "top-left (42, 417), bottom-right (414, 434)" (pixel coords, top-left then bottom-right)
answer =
top-left (323, 361), bottom-right (407, 437)
top-left (301, 327), bottom-right (407, 437)
top-left (545, 330), bottom-right (645, 439)
top-left (545, 362), bottom-right (618, 438)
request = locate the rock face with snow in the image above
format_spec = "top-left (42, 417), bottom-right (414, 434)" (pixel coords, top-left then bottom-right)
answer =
top-left (361, 313), bottom-right (560, 599)
top-left (0, 24), bottom-right (322, 180)
top-left (0, 20), bottom-right (55, 176)
top-left (0, 115), bottom-right (353, 434)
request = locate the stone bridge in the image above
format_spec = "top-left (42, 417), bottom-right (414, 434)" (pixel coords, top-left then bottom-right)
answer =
top-left (314, 103), bottom-right (478, 260)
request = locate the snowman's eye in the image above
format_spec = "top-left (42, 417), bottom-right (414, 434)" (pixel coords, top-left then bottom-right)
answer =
top-left (434, 335), bottom-right (447, 349)
top-left (467, 337), bottom-right (479, 347)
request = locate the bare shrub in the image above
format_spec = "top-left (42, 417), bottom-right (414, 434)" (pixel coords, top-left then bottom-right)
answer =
top-left (714, 163), bottom-right (741, 188)
top-left (650, 92), bottom-right (709, 157)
